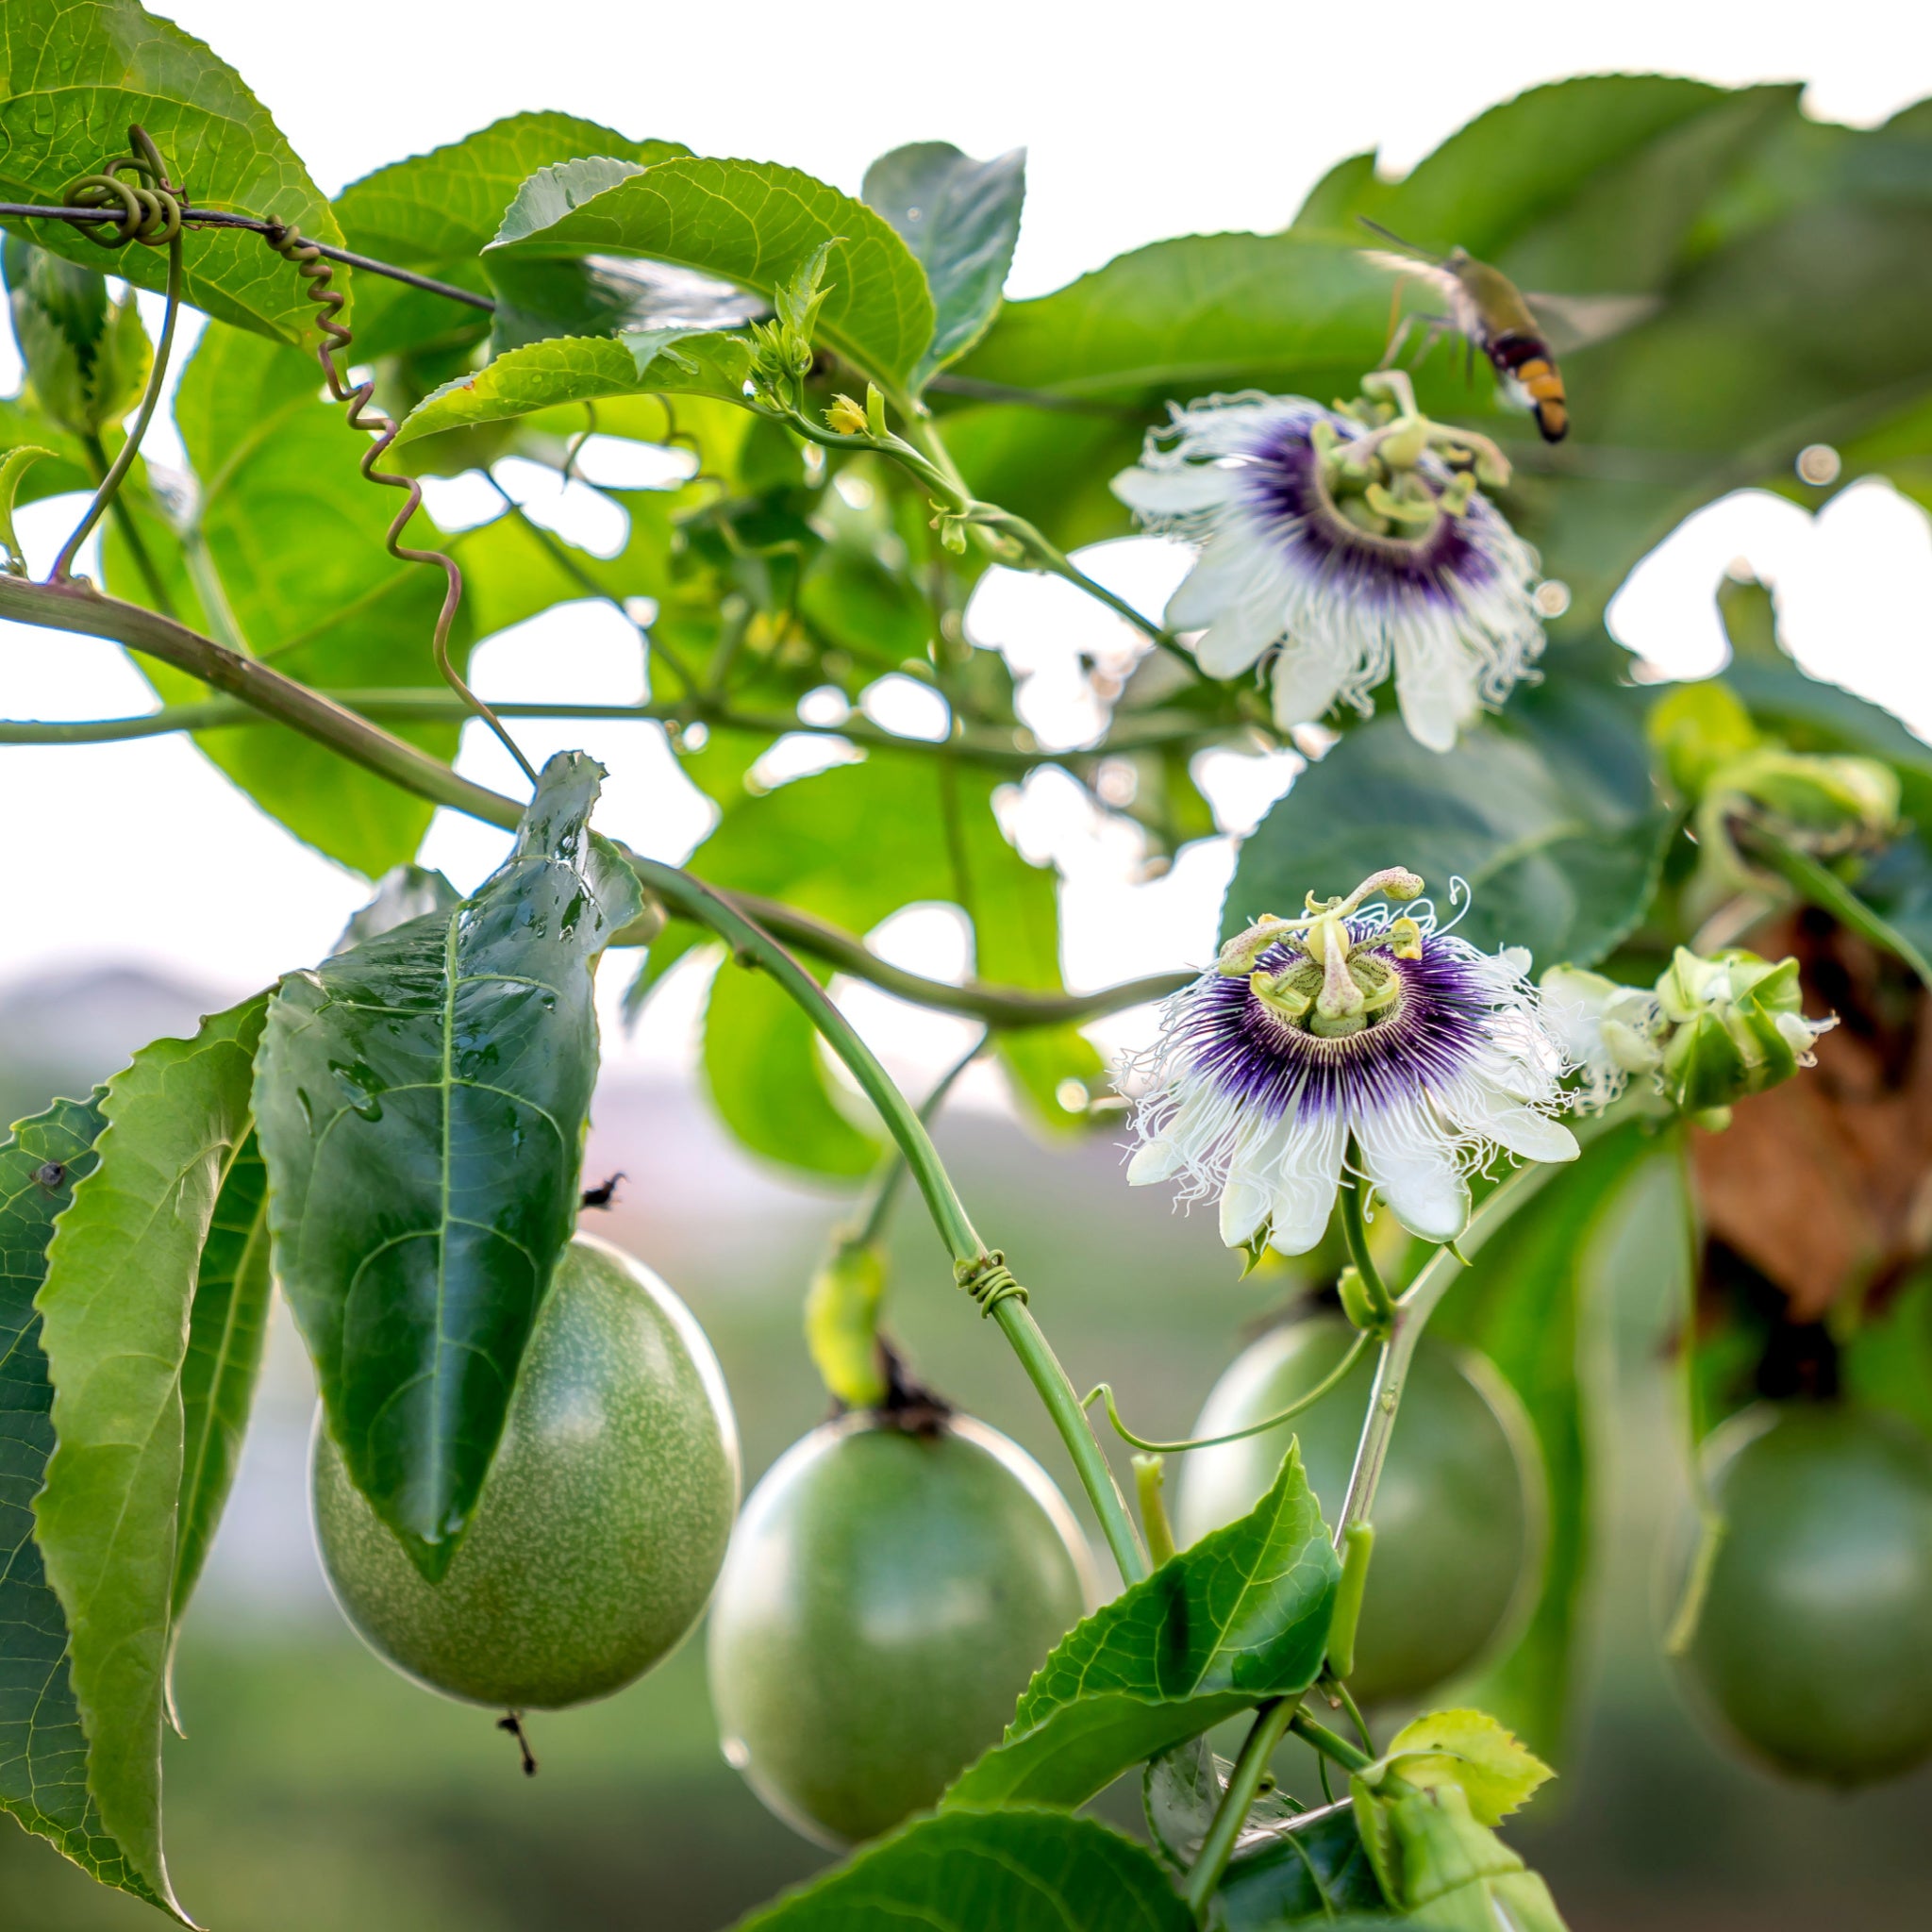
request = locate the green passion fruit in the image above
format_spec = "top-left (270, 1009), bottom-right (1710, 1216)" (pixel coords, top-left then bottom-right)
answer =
top-left (707, 1411), bottom-right (1097, 1846)
top-left (1176, 1314), bottom-right (1542, 1706)
top-left (1678, 1401), bottom-right (1932, 1786)
top-left (311, 1233), bottom-right (740, 1710)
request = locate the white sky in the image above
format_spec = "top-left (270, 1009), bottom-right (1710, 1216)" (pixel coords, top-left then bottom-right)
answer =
top-left (5, 0), bottom-right (1932, 1084)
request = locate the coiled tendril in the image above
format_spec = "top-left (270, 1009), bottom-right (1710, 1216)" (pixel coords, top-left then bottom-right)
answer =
top-left (259, 220), bottom-right (537, 786)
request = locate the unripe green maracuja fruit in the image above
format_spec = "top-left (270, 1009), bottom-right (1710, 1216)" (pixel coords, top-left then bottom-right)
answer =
top-left (707, 1410), bottom-right (1096, 1845)
top-left (311, 1234), bottom-right (740, 1709)
top-left (1676, 1401), bottom-right (1932, 1786)
top-left (1177, 1314), bottom-right (1542, 1706)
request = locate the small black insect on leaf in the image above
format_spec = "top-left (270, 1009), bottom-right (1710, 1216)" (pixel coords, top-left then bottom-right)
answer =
top-left (32, 1160), bottom-right (67, 1192)
top-left (580, 1172), bottom-right (625, 1210)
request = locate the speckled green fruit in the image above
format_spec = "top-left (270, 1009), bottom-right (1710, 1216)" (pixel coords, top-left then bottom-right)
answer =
top-left (1679, 1402), bottom-right (1932, 1786)
top-left (707, 1412), bottom-right (1095, 1846)
top-left (1176, 1315), bottom-right (1541, 1706)
top-left (311, 1234), bottom-right (740, 1709)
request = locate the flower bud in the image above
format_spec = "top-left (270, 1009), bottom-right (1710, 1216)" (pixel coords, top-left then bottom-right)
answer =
top-left (824, 392), bottom-right (868, 435)
top-left (1655, 947), bottom-right (1833, 1124)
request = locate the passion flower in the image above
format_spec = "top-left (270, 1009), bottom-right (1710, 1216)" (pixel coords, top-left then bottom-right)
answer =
top-left (1111, 374), bottom-right (1546, 753)
top-left (1125, 868), bottom-right (1577, 1252)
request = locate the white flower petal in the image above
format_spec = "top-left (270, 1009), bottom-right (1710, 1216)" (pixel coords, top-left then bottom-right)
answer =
top-left (1127, 1138), bottom-right (1180, 1185)
top-left (1266, 1108), bottom-right (1348, 1257)
top-left (1442, 1082), bottom-right (1579, 1163)
top-left (1391, 623), bottom-right (1480, 755)
top-left (1270, 635), bottom-right (1356, 732)
top-left (1111, 463), bottom-right (1232, 521)
top-left (1356, 1104), bottom-right (1471, 1243)
top-left (1219, 1169), bottom-right (1274, 1245)
top-left (1167, 528), bottom-right (1272, 631)
top-left (1193, 586), bottom-right (1288, 678)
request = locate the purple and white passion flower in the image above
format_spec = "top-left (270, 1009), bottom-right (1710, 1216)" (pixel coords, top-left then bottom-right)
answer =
top-left (1111, 375), bottom-right (1546, 754)
top-left (1124, 868), bottom-right (1578, 1255)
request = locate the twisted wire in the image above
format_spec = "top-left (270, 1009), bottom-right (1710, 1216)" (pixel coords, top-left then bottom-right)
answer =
top-left (259, 219), bottom-right (538, 786)
top-left (955, 1250), bottom-right (1028, 1317)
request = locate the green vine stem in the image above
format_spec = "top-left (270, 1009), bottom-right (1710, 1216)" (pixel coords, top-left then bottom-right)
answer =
top-left (0, 690), bottom-right (1220, 771)
top-left (841, 1029), bottom-right (988, 1256)
top-left (1185, 1696), bottom-right (1298, 1917)
top-left (622, 851), bottom-right (1148, 1585)
top-left (52, 238), bottom-right (181, 581)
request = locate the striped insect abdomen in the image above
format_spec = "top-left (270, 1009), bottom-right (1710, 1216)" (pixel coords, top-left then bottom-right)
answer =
top-left (1486, 331), bottom-right (1568, 443)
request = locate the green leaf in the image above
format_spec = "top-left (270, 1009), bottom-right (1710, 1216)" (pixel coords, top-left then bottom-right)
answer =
top-left (0, 0), bottom-right (342, 344)
top-left (168, 1131), bottom-right (271, 1629)
top-left (392, 328), bottom-right (755, 461)
top-left (1224, 674), bottom-right (1674, 972)
top-left (254, 752), bottom-right (642, 1578)
top-left (485, 156), bottom-right (936, 394)
top-left (733, 1807), bottom-right (1191, 1932)
top-left (675, 753), bottom-right (1085, 1174)
top-left (3, 236), bottom-right (150, 435)
top-left (1144, 1744), bottom-right (1384, 1924)
top-left (703, 960), bottom-right (881, 1180)
top-left (944, 1442), bottom-right (1339, 1809)
top-left (1352, 1780), bottom-right (1569, 1932)
top-left (99, 323), bottom-right (477, 874)
top-left (1369, 1708), bottom-right (1554, 1826)
top-left (1220, 1802), bottom-right (1386, 1929)
top-left (0, 440), bottom-right (52, 574)
top-left (333, 864), bottom-right (462, 953)
top-left (0, 1091), bottom-right (167, 1913)
top-left (1432, 1121), bottom-right (1680, 1760)
top-left (34, 996), bottom-right (268, 1923)
top-left (861, 142), bottom-right (1025, 384)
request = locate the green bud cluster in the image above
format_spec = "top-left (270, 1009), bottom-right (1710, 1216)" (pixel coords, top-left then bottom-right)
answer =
top-left (1655, 948), bottom-right (1825, 1130)
top-left (1311, 369), bottom-right (1512, 546)
top-left (749, 239), bottom-right (838, 409)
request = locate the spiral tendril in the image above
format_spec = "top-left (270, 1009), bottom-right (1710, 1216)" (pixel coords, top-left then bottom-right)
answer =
top-left (259, 219), bottom-right (538, 787)
top-left (955, 1250), bottom-right (1028, 1317)
top-left (60, 127), bottom-right (183, 248)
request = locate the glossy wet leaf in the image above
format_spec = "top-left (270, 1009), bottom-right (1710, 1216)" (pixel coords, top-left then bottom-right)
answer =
top-left (861, 142), bottom-right (1025, 384)
top-left (168, 1131), bottom-right (272, 1631)
top-left (1433, 1121), bottom-right (1676, 1760)
top-left (1225, 673), bottom-right (1674, 973)
top-left (734, 1807), bottom-right (1191, 1932)
top-left (254, 753), bottom-right (642, 1579)
top-left (944, 1442), bottom-right (1339, 1809)
top-left (34, 996), bottom-right (267, 1924)
top-left (485, 156), bottom-right (935, 394)
top-left (0, 0), bottom-right (341, 344)
top-left (0, 1091), bottom-right (167, 1914)
top-left (392, 328), bottom-right (755, 461)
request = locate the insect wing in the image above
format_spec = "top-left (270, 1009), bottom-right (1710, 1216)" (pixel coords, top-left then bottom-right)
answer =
top-left (1524, 290), bottom-right (1661, 355)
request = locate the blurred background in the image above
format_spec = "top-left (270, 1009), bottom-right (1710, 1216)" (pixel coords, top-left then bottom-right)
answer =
top-left (5, 3), bottom-right (1932, 1927)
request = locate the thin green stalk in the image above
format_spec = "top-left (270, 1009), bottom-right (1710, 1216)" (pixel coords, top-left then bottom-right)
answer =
top-left (1186, 1698), bottom-right (1297, 1918)
top-left (1134, 1456), bottom-right (1176, 1565)
top-left (1081, 1330), bottom-right (1370, 1455)
top-left (53, 236), bottom-right (182, 582)
top-left (843, 1029), bottom-right (986, 1252)
top-left (1337, 1178), bottom-right (1396, 1326)
top-left (625, 851), bottom-right (1147, 1586)
top-left (80, 432), bottom-right (175, 617)
top-left (1289, 1708), bottom-right (1374, 1774)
